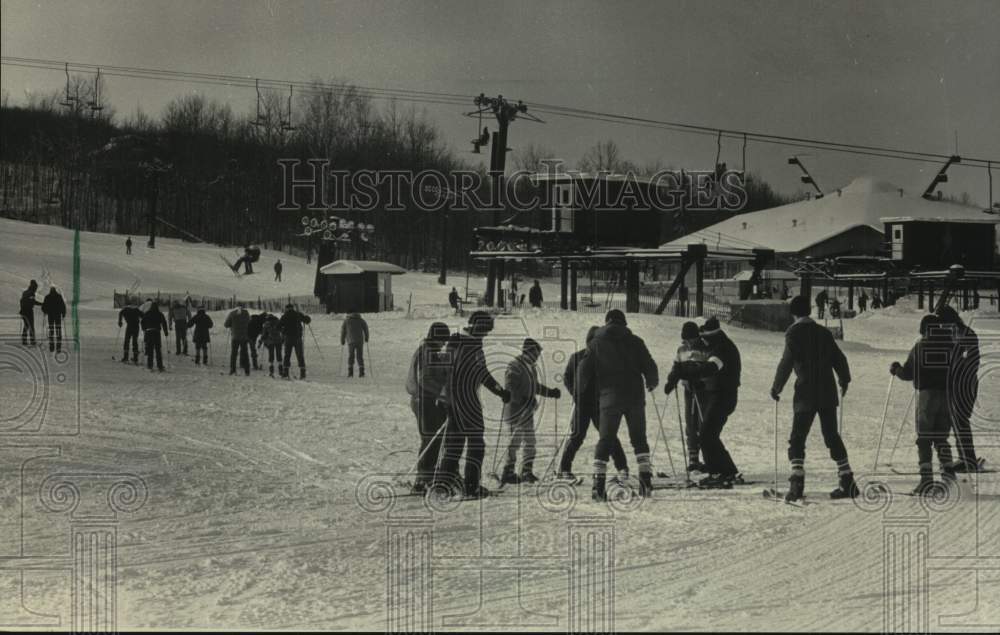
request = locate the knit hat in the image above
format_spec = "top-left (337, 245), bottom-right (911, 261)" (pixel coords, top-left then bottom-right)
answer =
top-left (919, 314), bottom-right (939, 336)
top-left (467, 310), bottom-right (494, 334)
top-left (789, 295), bottom-right (811, 318)
top-left (427, 321), bottom-right (450, 342)
top-left (522, 337), bottom-right (542, 355)
top-left (935, 304), bottom-right (962, 326)
top-left (681, 321), bottom-right (700, 340)
top-left (700, 316), bottom-right (721, 336)
top-left (605, 309), bottom-right (627, 325)
top-left (585, 325), bottom-right (600, 343)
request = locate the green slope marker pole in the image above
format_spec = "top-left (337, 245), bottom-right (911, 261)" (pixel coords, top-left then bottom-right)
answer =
top-left (73, 228), bottom-right (81, 351)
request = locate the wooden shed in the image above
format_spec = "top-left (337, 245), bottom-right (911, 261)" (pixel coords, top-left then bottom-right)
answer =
top-left (316, 260), bottom-right (406, 313)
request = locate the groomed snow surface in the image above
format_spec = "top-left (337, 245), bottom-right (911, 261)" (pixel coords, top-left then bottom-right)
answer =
top-left (1, 218), bottom-right (998, 631)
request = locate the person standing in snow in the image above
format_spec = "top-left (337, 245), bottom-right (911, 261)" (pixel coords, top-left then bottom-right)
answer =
top-left (435, 311), bottom-right (511, 498)
top-left (19, 280), bottom-right (42, 346)
top-left (770, 296), bottom-right (855, 502)
top-left (125, 236), bottom-right (132, 255)
top-left (858, 291), bottom-right (868, 313)
top-left (224, 302), bottom-right (251, 376)
top-left (279, 303), bottom-right (311, 379)
top-left (341, 311), bottom-right (369, 378)
top-left (579, 309), bottom-right (659, 500)
top-left (498, 338), bottom-right (561, 484)
top-left (274, 259), bottom-right (283, 282)
top-left (247, 311), bottom-right (267, 371)
top-left (188, 306), bottom-right (213, 365)
top-left (663, 321), bottom-right (710, 473)
top-left (937, 305), bottom-right (981, 472)
top-left (405, 322), bottom-right (452, 493)
top-left (260, 312), bottom-right (284, 377)
top-left (41, 286), bottom-right (67, 353)
top-left (558, 326), bottom-right (630, 481)
top-left (815, 289), bottom-right (828, 319)
top-left (528, 280), bottom-right (543, 308)
top-left (141, 302), bottom-right (169, 371)
top-left (169, 300), bottom-right (192, 356)
top-left (118, 301), bottom-right (143, 363)
top-left (448, 287), bottom-right (461, 315)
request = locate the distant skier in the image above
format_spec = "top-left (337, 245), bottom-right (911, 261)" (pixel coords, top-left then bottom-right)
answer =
top-left (858, 291), bottom-right (868, 313)
top-left (668, 316), bottom-right (742, 488)
top-left (141, 302), bottom-right (168, 371)
top-left (872, 293), bottom-right (882, 310)
top-left (274, 259), bottom-right (283, 282)
top-left (815, 289), bottom-right (828, 319)
top-left (19, 280), bottom-right (42, 345)
top-left (499, 338), bottom-right (561, 484)
top-left (125, 236), bottom-right (132, 255)
top-left (40, 286), bottom-right (67, 353)
top-left (405, 322), bottom-right (452, 493)
top-left (188, 306), bottom-right (213, 365)
top-left (579, 309), bottom-right (659, 500)
top-left (248, 311), bottom-right (267, 370)
top-left (664, 321), bottom-right (710, 473)
top-left (770, 296), bottom-right (856, 502)
top-left (118, 301), bottom-right (143, 363)
top-left (260, 312), bottom-right (284, 377)
top-left (224, 302), bottom-right (251, 376)
top-left (169, 300), bottom-right (191, 355)
top-left (435, 311), bottom-right (511, 498)
top-left (278, 303), bottom-right (312, 379)
top-left (448, 287), bottom-right (461, 315)
top-left (341, 311), bottom-right (369, 378)
top-left (230, 245), bottom-right (261, 275)
top-left (558, 326), bottom-right (630, 481)
top-left (937, 305), bottom-right (981, 472)
top-left (528, 280), bottom-right (543, 308)
top-left (890, 314), bottom-right (957, 495)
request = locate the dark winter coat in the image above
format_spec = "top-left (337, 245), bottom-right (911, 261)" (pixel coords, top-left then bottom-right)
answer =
top-left (20, 286), bottom-right (41, 317)
top-left (699, 331), bottom-right (741, 394)
top-left (188, 311), bottom-right (214, 344)
top-left (141, 308), bottom-right (169, 335)
top-left (278, 309), bottom-right (311, 341)
top-left (563, 349), bottom-right (593, 404)
top-left (771, 317), bottom-right (850, 413)
top-left (224, 308), bottom-right (251, 341)
top-left (261, 316), bottom-right (283, 347)
top-left (448, 290), bottom-right (460, 309)
top-left (406, 341), bottom-right (449, 399)
top-left (41, 291), bottom-right (67, 323)
top-left (438, 332), bottom-right (505, 412)
top-left (578, 322), bottom-right (658, 410)
top-left (528, 285), bottom-right (543, 307)
top-left (340, 313), bottom-right (369, 345)
top-left (169, 304), bottom-right (191, 328)
top-left (118, 306), bottom-right (143, 330)
top-left (894, 334), bottom-right (952, 391)
top-left (815, 291), bottom-right (828, 308)
top-left (248, 313), bottom-right (267, 343)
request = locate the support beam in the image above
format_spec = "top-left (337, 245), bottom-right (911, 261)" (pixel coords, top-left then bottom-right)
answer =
top-left (654, 257), bottom-right (693, 315)
top-left (570, 263), bottom-right (578, 311)
top-left (560, 258), bottom-right (569, 310)
top-left (917, 279), bottom-right (924, 309)
top-left (626, 259), bottom-right (640, 313)
top-left (485, 261), bottom-right (496, 307)
top-left (496, 260), bottom-right (506, 308)
top-left (848, 282), bottom-right (854, 311)
top-left (695, 256), bottom-right (705, 317)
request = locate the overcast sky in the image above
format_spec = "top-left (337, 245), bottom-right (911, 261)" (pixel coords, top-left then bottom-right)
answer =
top-left (3, 0), bottom-right (998, 204)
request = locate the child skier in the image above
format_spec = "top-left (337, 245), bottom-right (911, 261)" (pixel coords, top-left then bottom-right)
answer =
top-left (405, 322), bottom-right (452, 493)
top-left (341, 311), bottom-right (369, 377)
top-left (260, 312), bottom-right (284, 377)
top-left (663, 321), bottom-right (710, 473)
top-left (499, 338), bottom-right (561, 484)
top-left (188, 307), bottom-right (213, 365)
top-left (890, 314), bottom-right (958, 495)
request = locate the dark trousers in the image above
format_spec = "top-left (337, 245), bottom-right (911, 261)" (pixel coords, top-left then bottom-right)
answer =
top-left (174, 322), bottom-right (188, 354)
top-left (411, 394), bottom-right (448, 485)
top-left (817, 304), bottom-right (825, 319)
top-left (787, 407), bottom-right (848, 466)
top-left (699, 391), bottom-right (739, 476)
top-left (267, 343), bottom-right (283, 366)
top-left (594, 404), bottom-right (650, 473)
top-left (249, 339), bottom-right (259, 367)
top-left (275, 271), bottom-right (281, 282)
top-left (21, 313), bottom-right (36, 345)
top-left (47, 319), bottom-right (63, 352)
top-left (684, 388), bottom-right (703, 462)
top-left (283, 338), bottom-right (305, 369)
top-left (230, 339), bottom-right (250, 374)
top-left (194, 341), bottom-right (208, 363)
top-left (950, 381), bottom-right (979, 466)
top-left (144, 330), bottom-right (163, 370)
top-left (437, 405), bottom-right (486, 492)
top-left (123, 326), bottom-right (139, 361)
top-left (560, 399), bottom-right (628, 473)
top-left (348, 342), bottom-right (365, 372)
top-left (916, 390), bottom-right (954, 478)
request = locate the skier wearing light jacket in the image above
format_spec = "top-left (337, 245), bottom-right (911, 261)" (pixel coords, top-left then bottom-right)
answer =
top-left (341, 312), bottom-right (369, 378)
top-left (499, 338), bottom-right (561, 484)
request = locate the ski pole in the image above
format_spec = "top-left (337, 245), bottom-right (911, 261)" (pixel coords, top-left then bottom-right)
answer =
top-left (675, 391), bottom-right (690, 484)
top-left (338, 345), bottom-right (344, 376)
top-left (306, 323), bottom-right (323, 358)
top-left (870, 375), bottom-right (896, 473)
top-left (886, 389), bottom-right (916, 468)
top-left (650, 391), bottom-right (676, 478)
top-left (773, 399), bottom-right (779, 497)
top-left (489, 420), bottom-right (506, 483)
top-left (401, 419), bottom-right (448, 484)
top-left (365, 340), bottom-right (374, 378)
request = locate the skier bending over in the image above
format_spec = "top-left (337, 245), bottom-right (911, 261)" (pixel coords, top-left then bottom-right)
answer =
top-left (663, 321), bottom-right (710, 473)
top-left (499, 338), bottom-right (561, 484)
top-left (580, 309), bottom-right (659, 500)
top-left (248, 311), bottom-right (267, 371)
top-left (770, 296), bottom-right (856, 502)
top-left (405, 322), bottom-right (452, 493)
top-left (435, 311), bottom-right (511, 498)
top-left (189, 307), bottom-right (213, 365)
top-left (279, 303), bottom-right (311, 379)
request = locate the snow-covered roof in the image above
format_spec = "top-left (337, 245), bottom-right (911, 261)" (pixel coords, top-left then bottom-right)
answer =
top-left (319, 260), bottom-right (407, 275)
top-left (662, 176), bottom-right (990, 253)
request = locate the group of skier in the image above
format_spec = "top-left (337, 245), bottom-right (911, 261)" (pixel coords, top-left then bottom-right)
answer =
top-left (18, 280), bottom-right (67, 352)
top-left (405, 294), bottom-right (983, 502)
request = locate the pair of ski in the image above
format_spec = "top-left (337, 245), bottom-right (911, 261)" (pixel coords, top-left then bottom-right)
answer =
top-left (762, 487), bottom-right (811, 508)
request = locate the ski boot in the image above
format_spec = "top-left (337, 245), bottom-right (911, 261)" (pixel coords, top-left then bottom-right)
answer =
top-left (229, 370), bottom-right (237, 376)
top-left (268, 364), bottom-right (274, 377)
top-left (830, 472), bottom-right (859, 499)
top-left (300, 367), bottom-right (306, 380)
top-left (699, 473), bottom-right (735, 489)
top-left (555, 471), bottom-right (577, 482)
top-left (519, 471), bottom-right (539, 484)
top-left (120, 356), bottom-right (129, 364)
top-left (616, 468), bottom-right (630, 483)
top-left (592, 474), bottom-right (607, 502)
top-left (638, 471), bottom-right (653, 498)
top-left (410, 481), bottom-right (428, 495)
top-left (359, 368), bottom-right (365, 378)
top-left (499, 467), bottom-right (520, 485)
top-left (911, 477), bottom-right (941, 497)
top-left (785, 474), bottom-right (805, 503)
top-left (464, 484), bottom-right (491, 500)
top-left (347, 367), bottom-right (354, 378)
top-left (941, 465), bottom-right (958, 486)
top-left (687, 462), bottom-right (706, 474)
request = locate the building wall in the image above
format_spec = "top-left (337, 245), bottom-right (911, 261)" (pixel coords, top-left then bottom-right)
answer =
top-left (799, 225), bottom-right (885, 259)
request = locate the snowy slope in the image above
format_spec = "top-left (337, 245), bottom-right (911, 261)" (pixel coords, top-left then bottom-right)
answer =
top-left (1, 219), bottom-right (998, 631)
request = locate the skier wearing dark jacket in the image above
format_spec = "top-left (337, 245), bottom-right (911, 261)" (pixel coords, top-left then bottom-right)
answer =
top-left (140, 303), bottom-right (169, 371)
top-left (890, 314), bottom-right (957, 495)
top-left (169, 301), bottom-right (192, 355)
top-left (405, 322), bottom-right (452, 492)
top-left (224, 304), bottom-right (251, 376)
top-left (668, 316), bottom-right (741, 488)
top-left (248, 312), bottom-right (267, 370)
top-left (188, 308), bottom-right (213, 365)
top-left (558, 326), bottom-right (629, 480)
top-left (770, 296), bottom-right (855, 502)
top-left (41, 287), bottom-right (67, 353)
top-left (579, 309), bottom-right (659, 500)
top-left (278, 304), bottom-right (311, 379)
top-left (118, 303), bottom-right (143, 363)
top-left (663, 321), bottom-right (710, 473)
top-left (435, 311), bottom-right (511, 498)
top-left (19, 280), bottom-right (42, 345)
top-left (260, 313), bottom-right (283, 377)
top-left (936, 305), bottom-right (980, 471)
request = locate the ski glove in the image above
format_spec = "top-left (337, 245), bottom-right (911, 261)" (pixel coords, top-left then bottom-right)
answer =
top-left (498, 388), bottom-right (512, 403)
top-left (664, 378), bottom-right (678, 396)
top-left (769, 388), bottom-right (780, 402)
top-left (547, 387), bottom-right (561, 399)
top-left (889, 361), bottom-right (901, 376)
